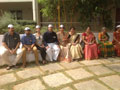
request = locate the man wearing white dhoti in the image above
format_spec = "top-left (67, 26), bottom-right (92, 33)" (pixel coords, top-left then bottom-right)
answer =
top-left (1, 24), bottom-right (23, 70)
top-left (43, 24), bottom-right (60, 62)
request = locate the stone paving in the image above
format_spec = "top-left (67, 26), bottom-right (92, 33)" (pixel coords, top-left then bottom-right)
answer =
top-left (0, 57), bottom-right (120, 90)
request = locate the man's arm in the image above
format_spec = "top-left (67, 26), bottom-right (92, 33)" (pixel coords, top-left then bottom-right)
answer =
top-left (14, 34), bottom-right (21, 51)
top-left (31, 44), bottom-right (35, 49)
top-left (31, 35), bottom-right (36, 48)
top-left (55, 33), bottom-right (59, 45)
top-left (12, 42), bottom-right (20, 54)
top-left (43, 33), bottom-right (48, 47)
top-left (14, 42), bottom-right (20, 51)
top-left (2, 42), bottom-right (11, 51)
top-left (2, 34), bottom-right (11, 51)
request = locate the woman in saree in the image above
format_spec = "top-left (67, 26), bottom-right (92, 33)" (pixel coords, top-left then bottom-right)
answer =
top-left (57, 25), bottom-right (72, 62)
top-left (113, 25), bottom-right (120, 56)
top-left (98, 27), bottom-right (114, 58)
top-left (68, 27), bottom-right (83, 61)
top-left (82, 26), bottom-right (98, 60)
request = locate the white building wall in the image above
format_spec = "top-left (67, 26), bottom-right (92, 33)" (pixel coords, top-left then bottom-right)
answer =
top-left (0, 0), bottom-right (39, 23)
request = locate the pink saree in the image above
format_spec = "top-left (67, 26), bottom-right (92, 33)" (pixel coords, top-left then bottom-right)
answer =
top-left (83, 32), bottom-right (98, 60)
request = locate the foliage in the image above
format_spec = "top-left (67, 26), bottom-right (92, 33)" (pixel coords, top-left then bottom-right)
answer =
top-left (38, 0), bottom-right (120, 29)
top-left (16, 20), bottom-right (36, 26)
top-left (38, 0), bottom-right (58, 19)
top-left (0, 12), bottom-right (37, 34)
top-left (0, 12), bottom-right (18, 34)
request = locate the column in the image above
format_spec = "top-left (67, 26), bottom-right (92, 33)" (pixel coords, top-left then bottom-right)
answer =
top-left (32, 0), bottom-right (39, 24)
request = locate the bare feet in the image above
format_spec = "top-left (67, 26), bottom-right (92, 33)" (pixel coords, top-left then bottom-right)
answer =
top-left (42, 60), bottom-right (47, 64)
top-left (22, 64), bottom-right (26, 68)
top-left (36, 62), bottom-right (40, 66)
top-left (6, 66), bottom-right (12, 70)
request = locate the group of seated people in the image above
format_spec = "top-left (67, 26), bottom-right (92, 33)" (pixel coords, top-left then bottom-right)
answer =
top-left (1, 24), bottom-right (120, 70)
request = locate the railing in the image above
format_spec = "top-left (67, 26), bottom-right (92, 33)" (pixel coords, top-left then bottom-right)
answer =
top-left (39, 22), bottom-right (120, 32)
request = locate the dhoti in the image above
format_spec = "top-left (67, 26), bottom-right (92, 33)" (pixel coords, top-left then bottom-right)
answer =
top-left (1, 46), bottom-right (23, 66)
top-left (46, 43), bottom-right (60, 61)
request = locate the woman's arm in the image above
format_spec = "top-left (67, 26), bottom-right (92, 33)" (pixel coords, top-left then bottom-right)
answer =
top-left (113, 33), bottom-right (119, 43)
top-left (75, 35), bottom-right (80, 44)
top-left (91, 37), bottom-right (96, 44)
top-left (82, 36), bottom-right (88, 44)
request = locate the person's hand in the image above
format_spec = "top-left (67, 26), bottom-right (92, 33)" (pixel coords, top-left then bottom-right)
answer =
top-left (46, 46), bottom-right (49, 49)
top-left (63, 39), bottom-right (66, 41)
top-left (89, 42), bottom-right (93, 45)
top-left (72, 43), bottom-right (76, 46)
top-left (9, 50), bottom-right (13, 54)
top-left (40, 44), bottom-right (45, 48)
top-left (119, 42), bottom-right (120, 45)
top-left (102, 39), bottom-right (106, 42)
top-left (12, 49), bottom-right (17, 54)
top-left (85, 42), bottom-right (89, 45)
top-left (63, 37), bottom-right (67, 41)
top-left (28, 47), bottom-right (31, 51)
top-left (57, 45), bottom-right (60, 48)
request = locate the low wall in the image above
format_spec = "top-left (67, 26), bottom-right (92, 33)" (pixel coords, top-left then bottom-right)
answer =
top-left (0, 33), bottom-right (114, 66)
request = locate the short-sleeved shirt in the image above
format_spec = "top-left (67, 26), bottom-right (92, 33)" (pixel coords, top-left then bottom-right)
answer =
top-left (21, 34), bottom-right (36, 45)
top-left (2, 32), bottom-right (20, 49)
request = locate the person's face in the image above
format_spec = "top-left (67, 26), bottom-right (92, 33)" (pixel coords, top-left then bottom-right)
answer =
top-left (117, 28), bottom-right (120, 32)
top-left (86, 27), bottom-right (91, 33)
top-left (36, 28), bottom-right (40, 33)
top-left (25, 30), bottom-right (31, 35)
top-left (8, 28), bottom-right (14, 33)
top-left (48, 27), bottom-right (53, 32)
top-left (102, 29), bottom-right (107, 33)
top-left (70, 28), bottom-right (75, 35)
top-left (60, 28), bottom-right (64, 32)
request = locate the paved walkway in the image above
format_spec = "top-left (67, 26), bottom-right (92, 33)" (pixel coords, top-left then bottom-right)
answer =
top-left (0, 57), bottom-right (120, 90)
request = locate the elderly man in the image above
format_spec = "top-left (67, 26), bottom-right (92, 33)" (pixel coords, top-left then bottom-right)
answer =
top-left (21, 27), bottom-right (39, 68)
top-left (1, 24), bottom-right (22, 70)
top-left (43, 24), bottom-right (60, 62)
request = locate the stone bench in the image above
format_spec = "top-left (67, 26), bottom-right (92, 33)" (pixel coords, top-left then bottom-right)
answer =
top-left (0, 33), bottom-right (113, 66)
top-left (0, 45), bottom-right (50, 66)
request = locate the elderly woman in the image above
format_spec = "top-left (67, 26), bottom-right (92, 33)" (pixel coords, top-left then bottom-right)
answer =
top-left (57, 25), bottom-right (72, 62)
top-left (68, 27), bottom-right (83, 61)
top-left (98, 27), bottom-right (114, 58)
top-left (113, 25), bottom-right (120, 56)
top-left (34, 25), bottom-right (47, 64)
top-left (82, 27), bottom-right (98, 60)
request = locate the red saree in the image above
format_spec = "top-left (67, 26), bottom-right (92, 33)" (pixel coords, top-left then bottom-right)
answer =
top-left (83, 32), bottom-right (98, 60)
top-left (113, 32), bottom-right (120, 56)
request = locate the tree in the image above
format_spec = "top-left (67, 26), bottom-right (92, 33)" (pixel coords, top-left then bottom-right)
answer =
top-left (38, 0), bottom-right (120, 29)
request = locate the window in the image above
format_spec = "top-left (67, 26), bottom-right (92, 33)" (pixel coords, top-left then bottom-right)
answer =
top-left (10, 10), bottom-right (23, 20)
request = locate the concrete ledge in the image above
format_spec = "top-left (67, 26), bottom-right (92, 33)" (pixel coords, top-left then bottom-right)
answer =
top-left (0, 46), bottom-right (50, 66)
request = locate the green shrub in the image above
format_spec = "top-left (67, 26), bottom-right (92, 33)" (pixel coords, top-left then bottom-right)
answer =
top-left (0, 12), bottom-right (37, 34)
top-left (0, 12), bottom-right (18, 34)
top-left (0, 12), bottom-right (59, 34)
top-left (16, 20), bottom-right (36, 26)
